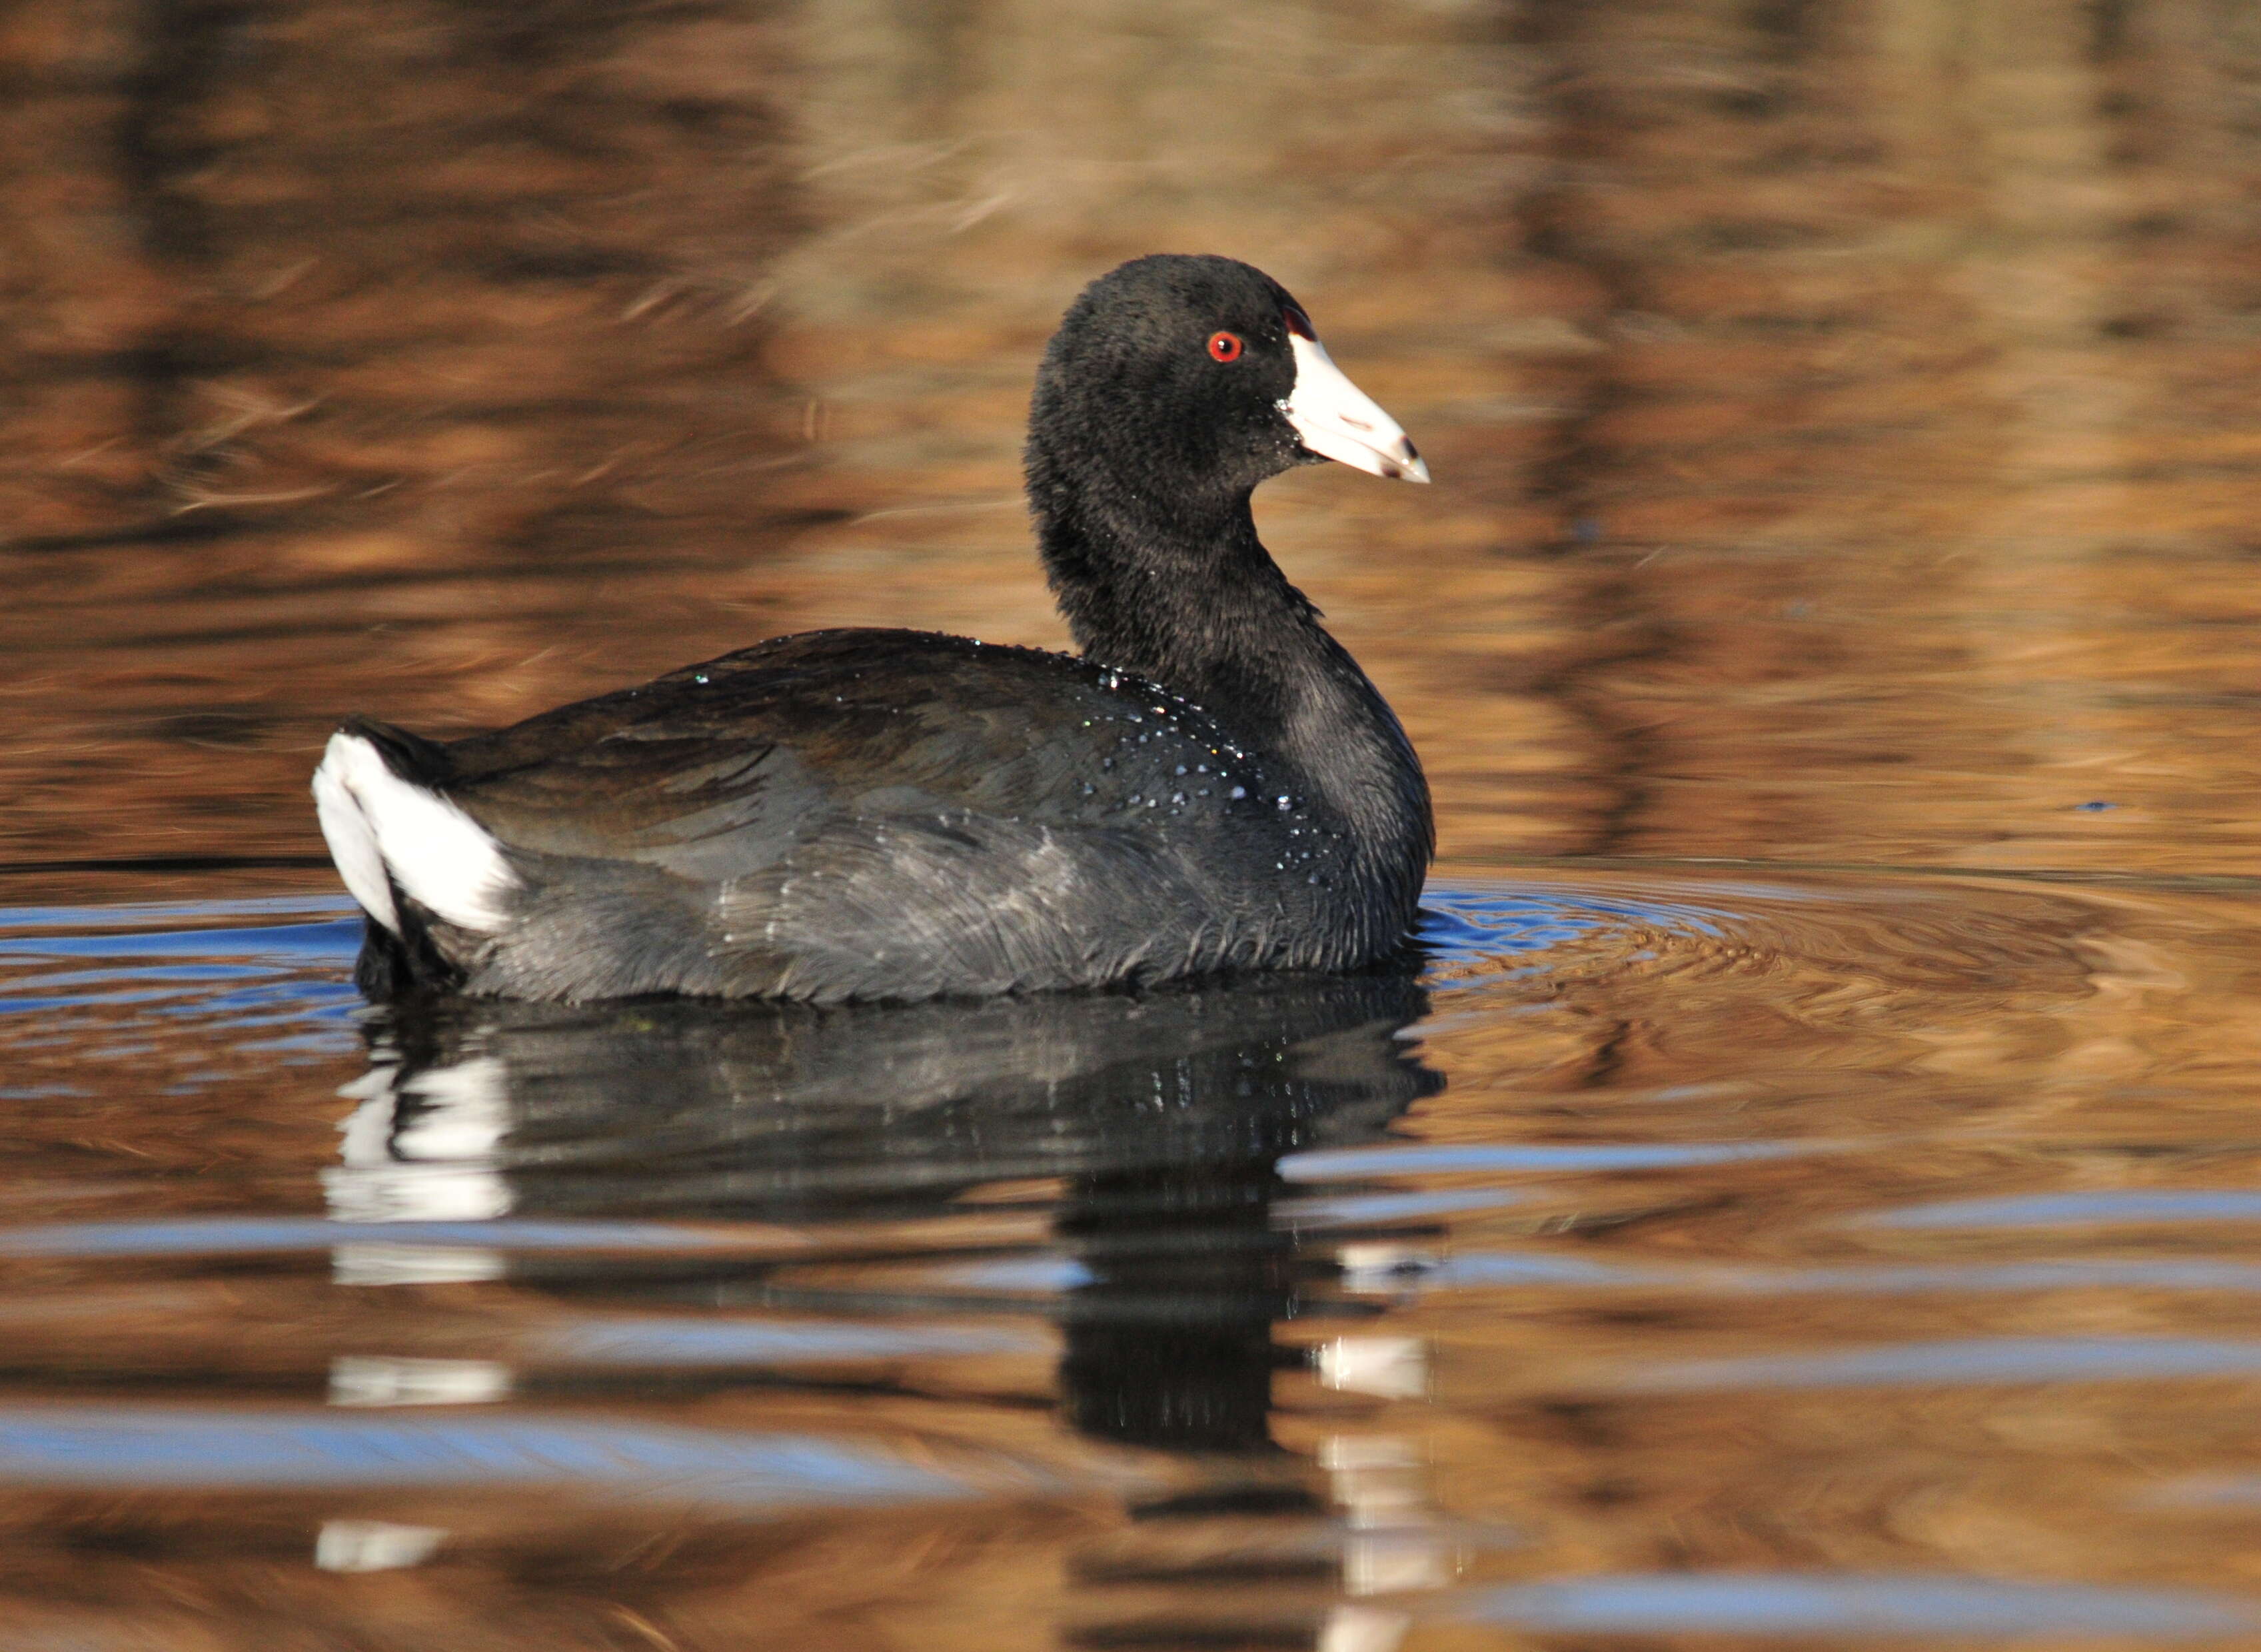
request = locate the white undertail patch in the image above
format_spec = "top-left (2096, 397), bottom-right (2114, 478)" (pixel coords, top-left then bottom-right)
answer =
top-left (313, 732), bottom-right (514, 936)
top-left (313, 744), bottom-right (398, 934)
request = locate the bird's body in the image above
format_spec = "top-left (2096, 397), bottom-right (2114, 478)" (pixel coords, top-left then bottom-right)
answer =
top-left (317, 255), bottom-right (1433, 1003)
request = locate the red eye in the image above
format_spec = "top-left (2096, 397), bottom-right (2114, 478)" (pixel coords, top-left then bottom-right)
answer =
top-left (1207, 331), bottom-right (1243, 363)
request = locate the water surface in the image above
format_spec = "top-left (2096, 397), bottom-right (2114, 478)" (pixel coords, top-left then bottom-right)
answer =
top-left (5, 1), bottom-right (2261, 1647)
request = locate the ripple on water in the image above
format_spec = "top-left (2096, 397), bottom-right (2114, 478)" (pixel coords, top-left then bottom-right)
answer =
top-left (1417, 868), bottom-right (2106, 1006)
top-left (0, 1404), bottom-right (1014, 1504)
top-left (0, 871), bottom-right (2257, 1645)
top-left (1616, 1336), bottom-right (2261, 1393)
top-left (1440, 1573), bottom-right (2260, 1639)
top-left (0, 872), bottom-right (2088, 1054)
top-left (1863, 1192), bottom-right (2261, 1230)
top-left (1401, 1252), bottom-right (2261, 1298)
top-left (0, 878), bottom-right (1641, 1066)
top-left (0, 895), bottom-right (363, 1079)
top-left (1417, 878), bottom-right (1731, 970)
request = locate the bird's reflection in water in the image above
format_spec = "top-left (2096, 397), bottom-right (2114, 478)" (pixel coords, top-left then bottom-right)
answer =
top-left (338, 968), bottom-right (1445, 1650)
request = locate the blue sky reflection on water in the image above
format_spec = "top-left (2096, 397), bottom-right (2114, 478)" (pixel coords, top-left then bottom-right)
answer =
top-left (0, 1217), bottom-right (798, 1259)
top-left (0, 1405), bottom-right (996, 1505)
top-left (1415, 879), bottom-right (1733, 970)
top-left (1417, 1252), bottom-right (2261, 1297)
top-left (1447, 1573), bottom-right (2260, 1639)
top-left (0, 898), bottom-right (366, 1072)
top-left (1863, 1192), bottom-right (2261, 1230)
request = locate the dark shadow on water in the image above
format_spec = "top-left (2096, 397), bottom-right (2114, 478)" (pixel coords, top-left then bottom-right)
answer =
top-left (353, 968), bottom-right (1441, 1460)
top-left (353, 972), bottom-right (1446, 1647)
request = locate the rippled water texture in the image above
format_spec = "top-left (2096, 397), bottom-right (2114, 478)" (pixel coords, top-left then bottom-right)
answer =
top-left (4, 0), bottom-right (2261, 1647)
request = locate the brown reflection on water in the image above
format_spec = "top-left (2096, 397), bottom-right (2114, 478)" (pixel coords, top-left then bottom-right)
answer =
top-left (3, 0), bottom-right (1618, 868)
top-left (1527, 0), bottom-right (2261, 872)
top-left (1, 0), bottom-right (808, 865)
top-left (1339, 860), bottom-right (2261, 1631)
top-left (3, 3), bottom-right (2254, 878)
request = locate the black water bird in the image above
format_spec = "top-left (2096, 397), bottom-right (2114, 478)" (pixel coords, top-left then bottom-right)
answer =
top-left (315, 255), bottom-right (1433, 1002)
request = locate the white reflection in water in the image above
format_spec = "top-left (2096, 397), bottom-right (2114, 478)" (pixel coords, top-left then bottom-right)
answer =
top-left (329, 1355), bottom-right (512, 1407)
top-left (1319, 1435), bottom-right (1462, 1599)
top-left (315, 1519), bottom-right (448, 1573)
top-left (332, 1243), bottom-right (507, 1287)
top-left (1316, 1337), bottom-right (1429, 1401)
top-left (325, 1058), bottom-right (512, 1223)
top-left (1317, 1605), bottom-right (1410, 1652)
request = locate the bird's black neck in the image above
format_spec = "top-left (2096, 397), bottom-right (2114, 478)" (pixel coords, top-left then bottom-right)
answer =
top-left (1028, 458), bottom-right (1432, 892)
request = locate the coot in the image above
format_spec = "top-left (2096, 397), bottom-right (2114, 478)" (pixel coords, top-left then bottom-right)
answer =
top-left (315, 255), bottom-right (1433, 1002)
